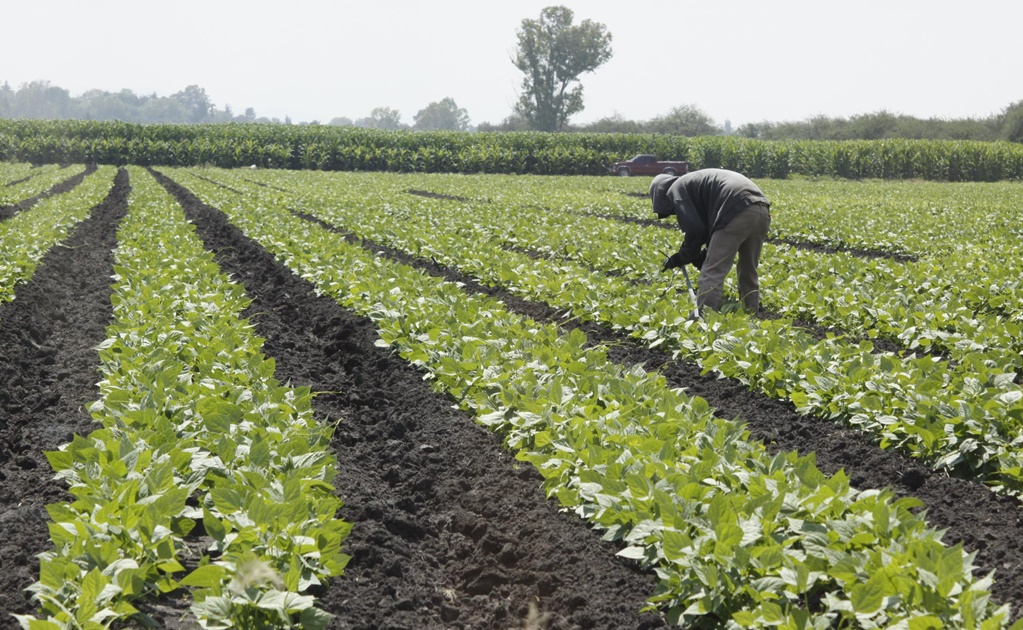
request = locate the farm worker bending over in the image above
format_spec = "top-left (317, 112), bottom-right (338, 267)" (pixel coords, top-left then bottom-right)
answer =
top-left (650, 168), bottom-right (771, 314)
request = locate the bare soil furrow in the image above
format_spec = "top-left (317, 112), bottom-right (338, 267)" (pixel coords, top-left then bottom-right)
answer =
top-left (0, 168), bottom-right (128, 624)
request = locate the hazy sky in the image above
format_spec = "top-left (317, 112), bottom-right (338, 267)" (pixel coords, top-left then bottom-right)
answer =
top-left (4, 0), bottom-right (1021, 127)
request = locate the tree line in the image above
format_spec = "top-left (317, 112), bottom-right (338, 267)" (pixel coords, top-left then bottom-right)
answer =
top-left (0, 81), bottom-right (475, 132)
top-left (476, 102), bottom-right (1023, 143)
top-left (0, 82), bottom-right (266, 125)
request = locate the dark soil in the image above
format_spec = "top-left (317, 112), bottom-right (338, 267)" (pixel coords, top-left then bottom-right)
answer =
top-left (0, 169), bottom-right (129, 623)
top-left (0, 165), bottom-right (98, 222)
top-left (152, 170), bottom-right (668, 630)
top-left (281, 205), bottom-right (1023, 616)
top-left (3, 176), bottom-right (33, 187)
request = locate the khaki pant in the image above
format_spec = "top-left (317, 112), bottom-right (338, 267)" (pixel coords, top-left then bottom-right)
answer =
top-left (697, 203), bottom-right (771, 312)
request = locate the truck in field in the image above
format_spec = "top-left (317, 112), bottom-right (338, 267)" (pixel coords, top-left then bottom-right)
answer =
top-left (609, 154), bottom-right (689, 177)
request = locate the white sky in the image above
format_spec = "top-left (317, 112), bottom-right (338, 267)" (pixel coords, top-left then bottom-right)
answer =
top-left (3, 0), bottom-right (1021, 127)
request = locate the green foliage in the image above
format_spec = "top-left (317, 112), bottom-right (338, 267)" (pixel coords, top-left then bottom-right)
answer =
top-left (1001, 101), bottom-right (1023, 143)
top-left (0, 166), bottom-right (113, 304)
top-left (413, 97), bottom-right (471, 131)
top-left (646, 104), bottom-right (719, 137)
top-left (0, 81), bottom-right (248, 124)
top-left (513, 6), bottom-right (613, 132)
top-left (18, 168), bottom-right (347, 629)
top-left (363, 170), bottom-right (1023, 493)
top-left (2, 119), bottom-right (1023, 180)
top-left (357, 106), bottom-right (405, 130)
top-left (736, 110), bottom-right (1006, 143)
top-left (0, 164), bottom-right (86, 206)
top-left (167, 166), bottom-right (1020, 627)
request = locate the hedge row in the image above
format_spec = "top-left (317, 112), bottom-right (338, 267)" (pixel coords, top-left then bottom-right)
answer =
top-left (2, 119), bottom-right (1022, 181)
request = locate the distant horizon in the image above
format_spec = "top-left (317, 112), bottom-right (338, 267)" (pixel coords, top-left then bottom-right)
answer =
top-left (2, 78), bottom-right (1017, 130)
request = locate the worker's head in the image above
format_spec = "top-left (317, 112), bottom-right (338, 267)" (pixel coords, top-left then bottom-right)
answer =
top-left (649, 174), bottom-right (678, 218)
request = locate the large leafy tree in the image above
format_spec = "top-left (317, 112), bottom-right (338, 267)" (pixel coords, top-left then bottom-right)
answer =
top-left (513, 6), bottom-right (612, 132)
top-left (1003, 100), bottom-right (1023, 143)
top-left (647, 104), bottom-right (719, 137)
top-left (414, 97), bottom-right (471, 131)
top-left (172, 85), bottom-right (214, 123)
top-left (356, 107), bottom-right (405, 130)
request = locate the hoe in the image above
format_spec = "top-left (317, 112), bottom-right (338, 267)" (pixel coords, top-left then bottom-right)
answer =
top-left (660, 248), bottom-right (700, 320)
top-left (679, 266), bottom-right (700, 320)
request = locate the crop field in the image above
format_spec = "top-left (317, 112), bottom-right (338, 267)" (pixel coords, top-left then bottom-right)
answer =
top-left (1, 160), bottom-right (1022, 629)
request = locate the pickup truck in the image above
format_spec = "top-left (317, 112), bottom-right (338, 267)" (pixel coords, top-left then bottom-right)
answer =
top-left (609, 154), bottom-right (689, 177)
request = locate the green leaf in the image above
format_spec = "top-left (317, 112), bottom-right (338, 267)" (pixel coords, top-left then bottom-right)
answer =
top-left (256, 590), bottom-right (316, 612)
top-left (197, 399), bottom-right (243, 434)
top-left (191, 595), bottom-right (234, 621)
top-left (11, 617), bottom-right (63, 630)
top-left (997, 390), bottom-right (1022, 405)
top-left (616, 546), bottom-right (647, 561)
top-left (300, 606), bottom-right (334, 630)
top-left (210, 486), bottom-right (246, 515)
top-left (179, 565), bottom-right (228, 589)
top-left (204, 508), bottom-right (227, 543)
top-left (908, 615), bottom-right (943, 630)
top-left (849, 573), bottom-right (887, 614)
top-left (661, 530), bottom-right (691, 563)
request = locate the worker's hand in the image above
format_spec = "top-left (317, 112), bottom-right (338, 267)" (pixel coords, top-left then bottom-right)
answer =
top-left (661, 253), bottom-right (685, 272)
top-left (692, 250), bottom-right (707, 271)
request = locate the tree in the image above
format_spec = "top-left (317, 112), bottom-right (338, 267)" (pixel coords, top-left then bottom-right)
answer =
top-left (845, 110), bottom-right (898, 140)
top-left (328, 116), bottom-right (353, 126)
top-left (513, 6), bottom-right (612, 132)
top-left (138, 99), bottom-right (181, 123)
top-left (576, 112), bottom-right (644, 134)
top-left (356, 107), bottom-right (405, 130)
top-left (0, 82), bottom-right (13, 117)
top-left (647, 104), bottom-right (718, 136)
top-left (7, 81), bottom-right (73, 119)
top-left (476, 113), bottom-right (531, 132)
top-left (414, 97), bottom-right (471, 131)
top-left (1002, 100), bottom-right (1023, 143)
top-left (171, 85), bottom-right (214, 123)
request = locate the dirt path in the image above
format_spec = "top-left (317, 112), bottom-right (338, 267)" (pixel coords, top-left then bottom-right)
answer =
top-left (0, 169), bottom-right (129, 623)
top-left (154, 170), bottom-right (668, 630)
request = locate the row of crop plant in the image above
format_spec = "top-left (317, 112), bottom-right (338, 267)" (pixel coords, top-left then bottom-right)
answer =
top-left (396, 170), bottom-right (1023, 260)
top-left (186, 168), bottom-right (1023, 500)
top-left (164, 166), bottom-right (1018, 627)
top-left (4, 121), bottom-right (1023, 179)
top-left (0, 161), bottom-right (46, 186)
top-left (0, 164), bottom-right (86, 207)
top-left (0, 166), bottom-right (114, 304)
top-left (415, 176), bottom-right (1023, 370)
top-left (16, 167), bottom-right (348, 629)
top-left (380, 171), bottom-right (1023, 368)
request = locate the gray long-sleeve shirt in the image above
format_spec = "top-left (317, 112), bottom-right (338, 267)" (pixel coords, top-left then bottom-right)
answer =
top-left (651, 168), bottom-right (769, 263)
